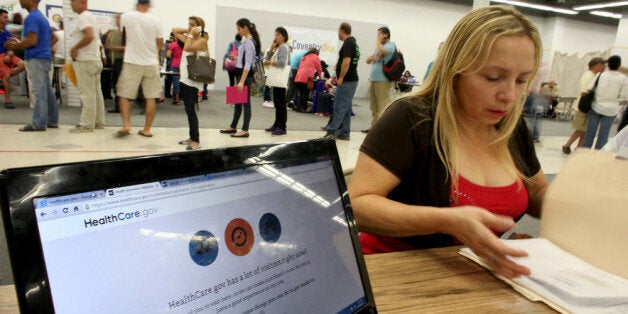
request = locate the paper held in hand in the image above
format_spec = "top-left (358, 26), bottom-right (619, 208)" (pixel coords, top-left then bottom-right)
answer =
top-left (459, 238), bottom-right (628, 314)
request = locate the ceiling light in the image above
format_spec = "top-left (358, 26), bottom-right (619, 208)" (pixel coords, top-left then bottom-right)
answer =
top-left (590, 10), bottom-right (623, 19)
top-left (573, 1), bottom-right (628, 11)
top-left (491, 0), bottom-right (578, 15)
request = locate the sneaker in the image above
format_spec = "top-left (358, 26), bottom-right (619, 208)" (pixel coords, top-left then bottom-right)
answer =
top-left (95, 124), bottom-right (105, 129)
top-left (336, 135), bottom-right (351, 141)
top-left (4, 102), bottom-right (14, 109)
top-left (265, 126), bottom-right (277, 132)
top-left (69, 125), bottom-right (93, 133)
top-left (562, 146), bottom-right (571, 155)
top-left (271, 129), bottom-right (287, 136)
top-left (262, 101), bottom-right (274, 108)
top-left (322, 133), bottom-right (336, 140)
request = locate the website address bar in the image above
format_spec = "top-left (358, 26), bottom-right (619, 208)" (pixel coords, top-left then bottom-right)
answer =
top-left (87, 182), bottom-right (217, 211)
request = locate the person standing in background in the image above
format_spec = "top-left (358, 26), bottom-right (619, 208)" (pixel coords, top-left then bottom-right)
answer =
top-left (104, 13), bottom-right (124, 113)
top-left (264, 27), bottom-right (291, 136)
top-left (6, 0), bottom-right (58, 131)
top-left (115, 0), bottom-right (163, 137)
top-left (261, 39), bottom-right (277, 108)
top-left (363, 26), bottom-right (395, 133)
top-left (52, 21), bottom-right (64, 65)
top-left (583, 55), bottom-right (627, 150)
top-left (166, 37), bottom-right (183, 105)
top-left (68, 0), bottom-right (105, 133)
top-left (220, 18), bottom-right (261, 138)
top-left (323, 22), bottom-right (360, 140)
top-left (293, 47), bottom-right (322, 113)
top-left (223, 33), bottom-right (241, 87)
top-left (163, 32), bottom-right (174, 98)
top-left (286, 49), bottom-right (307, 108)
top-left (173, 16), bottom-right (208, 151)
top-left (561, 57), bottom-right (606, 154)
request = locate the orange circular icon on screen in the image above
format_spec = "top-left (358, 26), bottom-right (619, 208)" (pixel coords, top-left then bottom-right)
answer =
top-left (225, 218), bottom-right (254, 256)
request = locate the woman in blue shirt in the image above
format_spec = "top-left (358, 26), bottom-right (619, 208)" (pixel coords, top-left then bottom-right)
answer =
top-left (220, 18), bottom-right (261, 138)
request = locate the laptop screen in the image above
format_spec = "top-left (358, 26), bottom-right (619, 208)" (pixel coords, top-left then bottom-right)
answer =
top-left (31, 157), bottom-right (368, 313)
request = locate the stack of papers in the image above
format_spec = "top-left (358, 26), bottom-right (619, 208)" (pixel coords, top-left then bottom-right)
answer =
top-left (459, 238), bottom-right (628, 313)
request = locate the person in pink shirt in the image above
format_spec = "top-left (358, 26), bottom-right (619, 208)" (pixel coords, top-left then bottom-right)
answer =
top-left (293, 47), bottom-right (322, 112)
top-left (166, 39), bottom-right (183, 105)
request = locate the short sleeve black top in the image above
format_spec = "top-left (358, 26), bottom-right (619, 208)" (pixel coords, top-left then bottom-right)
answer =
top-left (335, 36), bottom-right (359, 82)
top-left (359, 97), bottom-right (541, 249)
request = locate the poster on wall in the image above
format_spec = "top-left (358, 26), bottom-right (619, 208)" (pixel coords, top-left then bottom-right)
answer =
top-left (46, 5), bottom-right (118, 35)
top-left (285, 26), bottom-right (339, 66)
top-left (0, 0), bottom-right (19, 14)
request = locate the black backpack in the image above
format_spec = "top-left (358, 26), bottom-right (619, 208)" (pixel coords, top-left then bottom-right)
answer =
top-left (383, 45), bottom-right (406, 82)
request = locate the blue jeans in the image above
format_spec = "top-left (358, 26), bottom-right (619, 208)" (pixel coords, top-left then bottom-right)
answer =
top-left (583, 109), bottom-right (616, 150)
top-left (326, 81), bottom-right (358, 137)
top-left (170, 67), bottom-right (180, 94)
top-left (27, 59), bottom-right (58, 129)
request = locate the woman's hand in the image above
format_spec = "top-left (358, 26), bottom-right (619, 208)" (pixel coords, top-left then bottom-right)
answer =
top-left (237, 81), bottom-right (244, 92)
top-left (445, 206), bottom-right (530, 278)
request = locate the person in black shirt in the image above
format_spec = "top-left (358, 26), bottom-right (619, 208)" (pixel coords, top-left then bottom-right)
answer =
top-left (323, 22), bottom-right (359, 140)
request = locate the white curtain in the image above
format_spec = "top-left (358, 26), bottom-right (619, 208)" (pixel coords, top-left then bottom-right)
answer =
top-left (550, 50), bottom-right (610, 98)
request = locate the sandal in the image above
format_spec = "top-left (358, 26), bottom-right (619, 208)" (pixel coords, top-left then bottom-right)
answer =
top-left (116, 129), bottom-right (131, 137)
top-left (220, 128), bottom-right (237, 134)
top-left (231, 131), bottom-right (249, 138)
top-left (138, 130), bottom-right (153, 137)
top-left (19, 124), bottom-right (45, 132)
top-left (186, 143), bottom-right (202, 151)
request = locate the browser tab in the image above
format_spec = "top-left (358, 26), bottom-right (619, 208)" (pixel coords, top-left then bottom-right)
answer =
top-left (105, 182), bottom-right (161, 198)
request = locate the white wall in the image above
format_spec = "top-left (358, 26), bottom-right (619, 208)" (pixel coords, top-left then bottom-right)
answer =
top-left (560, 19), bottom-right (616, 53)
top-left (25, 0), bottom-right (621, 95)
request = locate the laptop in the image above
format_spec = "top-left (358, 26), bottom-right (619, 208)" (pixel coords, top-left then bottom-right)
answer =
top-left (0, 139), bottom-right (377, 314)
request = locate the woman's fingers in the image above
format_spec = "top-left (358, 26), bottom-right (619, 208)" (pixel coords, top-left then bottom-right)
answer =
top-left (457, 208), bottom-right (530, 278)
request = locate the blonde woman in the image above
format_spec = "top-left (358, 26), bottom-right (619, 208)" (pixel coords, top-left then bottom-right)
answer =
top-left (173, 16), bottom-right (208, 150)
top-left (348, 5), bottom-right (548, 279)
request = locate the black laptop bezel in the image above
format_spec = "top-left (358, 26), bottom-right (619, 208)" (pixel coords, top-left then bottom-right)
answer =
top-left (0, 139), bottom-right (377, 313)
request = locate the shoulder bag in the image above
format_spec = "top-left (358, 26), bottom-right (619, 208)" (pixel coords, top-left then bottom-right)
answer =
top-left (577, 74), bottom-right (600, 113)
top-left (265, 44), bottom-right (291, 88)
top-left (187, 42), bottom-right (216, 84)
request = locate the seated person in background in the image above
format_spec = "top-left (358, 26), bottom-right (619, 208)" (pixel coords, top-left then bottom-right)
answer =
top-left (398, 70), bottom-right (415, 93)
top-left (400, 70), bottom-right (415, 84)
top-left (315, 77), bottom-right (336, 117)
top-left (540, 80), bottom-right (559, 117)
top-left (348, 5), bottom-right (548, 279)
top-left (0, 8), bottom-right (24, 109)
top-left (0, 50), bottom-right (24, 109)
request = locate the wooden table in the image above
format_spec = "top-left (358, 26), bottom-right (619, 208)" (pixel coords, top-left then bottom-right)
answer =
top-left (364, 246), bottom-right (555, 313)
top-left (0, 247), bottom-right (554, 313)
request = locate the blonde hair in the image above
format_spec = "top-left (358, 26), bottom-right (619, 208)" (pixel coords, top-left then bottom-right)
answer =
top-left (414, 5), bottom-right (542, 187)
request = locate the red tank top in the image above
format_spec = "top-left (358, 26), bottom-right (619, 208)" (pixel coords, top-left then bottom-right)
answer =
top-left (360, 175), bottom-right (529, 254)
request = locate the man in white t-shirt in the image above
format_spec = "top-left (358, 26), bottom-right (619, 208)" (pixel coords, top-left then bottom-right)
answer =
top-left (115, 0), bottom-right (163, 137)
top-left (583, 55), bottom-right (628, 150)
top-left (68, 0), bottom-right (104, 133)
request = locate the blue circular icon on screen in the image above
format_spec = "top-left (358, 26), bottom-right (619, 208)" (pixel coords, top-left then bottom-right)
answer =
top-left (189, 230), bottom-right (219, 266)
top-left (259, 213), bottom-right (281, 243)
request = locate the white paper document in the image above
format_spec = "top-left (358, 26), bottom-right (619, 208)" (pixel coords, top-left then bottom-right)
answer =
top-left (459, 238), bottom-right (628, 314)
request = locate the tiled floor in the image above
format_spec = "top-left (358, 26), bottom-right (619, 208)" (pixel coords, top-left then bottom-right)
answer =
top-left (0, 123), bottom-right (571, 174)
top-left (0, 124), bottom-right (367, 174)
